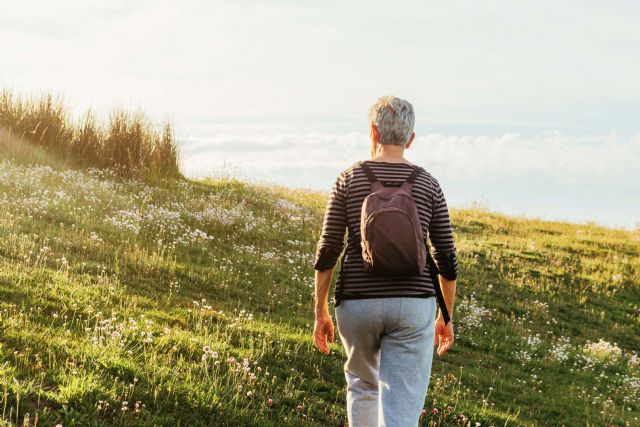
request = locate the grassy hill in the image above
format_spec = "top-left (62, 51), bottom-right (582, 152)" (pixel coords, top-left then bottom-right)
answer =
top-left (0, 158), bottom-right (638, 426)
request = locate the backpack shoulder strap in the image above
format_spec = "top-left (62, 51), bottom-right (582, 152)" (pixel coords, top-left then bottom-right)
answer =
top-left (405, 165), bottom-right (423, 184)
top-left (425, 236), bottom-right (451, 326)
top-left (359, 161), bottom-right (378, 183)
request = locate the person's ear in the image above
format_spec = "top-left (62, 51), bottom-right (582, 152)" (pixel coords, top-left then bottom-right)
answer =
top-left (370, 124), bottom-right (379, 143)
top-left (405, 132), bottom-right (415, 149)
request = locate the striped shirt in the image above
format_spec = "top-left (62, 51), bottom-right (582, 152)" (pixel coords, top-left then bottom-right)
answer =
top-left (313, 160), bottom-right (458, 306)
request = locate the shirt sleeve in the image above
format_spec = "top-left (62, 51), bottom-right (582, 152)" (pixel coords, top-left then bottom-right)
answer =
top-left (428, 180), bottom-right (459, 280)
top-left (313, 172), bottom-right (348, 271)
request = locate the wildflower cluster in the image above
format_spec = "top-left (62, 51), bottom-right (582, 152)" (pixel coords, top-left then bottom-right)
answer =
top-left (582, 338), bottom-right (623, 363)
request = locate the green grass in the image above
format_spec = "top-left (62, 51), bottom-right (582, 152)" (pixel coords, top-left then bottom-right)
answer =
top-left (0, 158), bottom-right (638, 426)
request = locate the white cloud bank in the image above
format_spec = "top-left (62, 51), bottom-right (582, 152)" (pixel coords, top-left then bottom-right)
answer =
top-left (180, 132), bottom-right (640, 229)
top-left (182, 132), bottom-right (639, 183)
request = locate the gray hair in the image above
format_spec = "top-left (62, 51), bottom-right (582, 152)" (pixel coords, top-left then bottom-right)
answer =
top-left (367, 96), bottom-right (415, 147)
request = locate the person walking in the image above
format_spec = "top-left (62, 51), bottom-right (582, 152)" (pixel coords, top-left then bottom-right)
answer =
top-left (312, 96), bottom-right (458, 427)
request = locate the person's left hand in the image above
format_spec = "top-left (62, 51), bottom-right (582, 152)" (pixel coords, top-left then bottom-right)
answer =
top-left (313, 315), bottom-right (334, 355)
top-left (434, 315), bottom-right (454, 357)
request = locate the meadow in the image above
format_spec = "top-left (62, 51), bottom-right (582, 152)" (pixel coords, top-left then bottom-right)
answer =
top-left (0, 157), bottom-right (638, 426)
top-left (0, 93), bottom-right (638, 426)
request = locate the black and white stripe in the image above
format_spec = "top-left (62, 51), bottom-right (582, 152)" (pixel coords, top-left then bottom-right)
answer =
top-left (313, 160), bottom-right (458, 303)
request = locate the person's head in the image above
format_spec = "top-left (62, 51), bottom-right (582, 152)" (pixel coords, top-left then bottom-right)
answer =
top-left (367, 96), bottom-right (416, 152)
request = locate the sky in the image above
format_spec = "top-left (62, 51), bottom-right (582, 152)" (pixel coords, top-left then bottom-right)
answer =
top-left (1, 0), bottom-right (639, 228)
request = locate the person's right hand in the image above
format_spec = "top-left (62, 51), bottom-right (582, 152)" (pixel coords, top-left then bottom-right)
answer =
top-left (313, 315), bottom-right (334, 355)
top-left (434, 315), bottom-right (454, 357)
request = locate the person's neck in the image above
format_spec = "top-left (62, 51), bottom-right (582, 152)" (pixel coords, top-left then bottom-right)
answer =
top-left (371, 145), bottom-right (407, 163)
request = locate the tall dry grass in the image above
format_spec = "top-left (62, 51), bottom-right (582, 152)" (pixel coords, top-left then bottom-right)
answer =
top-left (0, 89), bottom-right (180, 179)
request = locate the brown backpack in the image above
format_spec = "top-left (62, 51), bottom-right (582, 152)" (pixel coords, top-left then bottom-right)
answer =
top-left (359, 161), bottom-right (426, 276)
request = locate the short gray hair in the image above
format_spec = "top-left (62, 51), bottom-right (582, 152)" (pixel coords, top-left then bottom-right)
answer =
top-left (367, 96), bottom-right (415, 147)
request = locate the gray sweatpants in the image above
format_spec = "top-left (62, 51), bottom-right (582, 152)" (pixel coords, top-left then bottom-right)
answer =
top-left (335, 297), bottom-right (437, 427)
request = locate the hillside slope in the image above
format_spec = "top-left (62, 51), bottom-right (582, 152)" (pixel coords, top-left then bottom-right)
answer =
top-left (0, 159), bottom-right (638, 426)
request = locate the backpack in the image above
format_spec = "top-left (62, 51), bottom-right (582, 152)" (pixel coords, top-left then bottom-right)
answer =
top-left (359, 161), bottom-right (426, 276)
top-left (356, 161), bottom-right (451, 325)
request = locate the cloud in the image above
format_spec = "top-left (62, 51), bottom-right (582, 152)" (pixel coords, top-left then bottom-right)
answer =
top-left (412, 133), bottom-right (640, 184)
top-left (181, 131), bottom-right (640, 184)
top-left (180, 131), bottom-right (640, 228)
